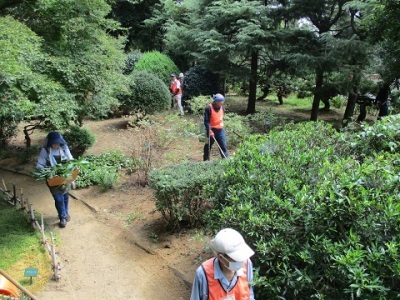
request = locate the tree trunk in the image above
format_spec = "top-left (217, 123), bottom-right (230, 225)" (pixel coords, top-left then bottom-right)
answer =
top-left (246, 50), bottom-right (258, 114)
top-left (277, 86), bottom-right (284, 105)
top-left (257, 85), bottom-right (270, 101)
top-left (23, 123), bottom-right (40, 148)
top-left (342, 72), bottom-right (361, 126)
top-left (310, 68), bottom-right (324, 121)
top-left (321, 97), bottom-right (330, 110)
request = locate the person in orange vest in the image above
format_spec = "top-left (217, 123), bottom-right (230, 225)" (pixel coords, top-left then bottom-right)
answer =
top-left (170, 73), bottom-right (184, 116)
top-left (190, 228), bottom-right (255, 300)
top-left (203, 93), bottom-right (228, 161)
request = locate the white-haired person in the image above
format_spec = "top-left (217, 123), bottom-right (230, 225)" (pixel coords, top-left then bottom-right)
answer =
top-left (190, 228), bottom-right (255, 300)
top-left (170, 73), bottom-right (184, 116)
top-left (203, 93), bottom-right (228, 161)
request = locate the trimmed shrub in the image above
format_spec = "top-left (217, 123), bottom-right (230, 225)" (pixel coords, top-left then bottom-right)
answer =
top-left (205, 121), bottom-right (400, 299)
top-left (149, 161), bottom-right (223, 229)
top-left (122, 71), bottom-right (171, 114)
top-left (182, 66), bottom-right (222, 101)
top-left (134, 51), bottom-right (179, 85)
top-left (63, 125), bottom-right (96, 158)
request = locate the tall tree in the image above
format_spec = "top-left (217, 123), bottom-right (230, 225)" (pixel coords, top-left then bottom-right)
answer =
top-left (286, 0), bottom-right (356, 121)
top-left (362, 0), bottom-right (400, 82)
top-left (0, 0), bottom-right (128, 133)
top-left (110, 0), bottom-right (162, 51)
top-left (170, 0), bottom-right (274, 114)
top-left (0, 15), bottom-right (76, 144)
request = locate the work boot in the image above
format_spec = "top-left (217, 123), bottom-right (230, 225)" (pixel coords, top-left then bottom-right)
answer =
top-left (59, 218), bottom-right (67, 228)
top-left (66, 214), bottom-right (71, 222)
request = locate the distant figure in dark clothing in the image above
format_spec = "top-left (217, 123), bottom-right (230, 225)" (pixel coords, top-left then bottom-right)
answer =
top-left (375, 83), bottom-right (390, 120)
top-left (356, 94), bottom-right (375, 122)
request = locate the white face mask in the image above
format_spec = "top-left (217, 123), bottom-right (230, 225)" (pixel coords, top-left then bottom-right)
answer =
top-left (220, 255), bottom-right (244, 272)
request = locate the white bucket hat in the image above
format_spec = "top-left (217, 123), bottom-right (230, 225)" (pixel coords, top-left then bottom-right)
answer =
top-left (211, 228), bottom-right (254, 262)
top-left (179, 73), bottom-right (184, 78)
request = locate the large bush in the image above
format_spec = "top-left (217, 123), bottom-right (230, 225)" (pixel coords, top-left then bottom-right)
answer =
top-left (205, 121), bottom-right (400, 299)
top-left (121, 71), bottom-right (171, 114)
top-left (183, 66), bottom-right (222, 101)
top-left (134, 51), bottom-right (179, 85)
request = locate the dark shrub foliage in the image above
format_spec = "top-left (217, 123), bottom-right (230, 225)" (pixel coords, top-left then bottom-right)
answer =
top-left (121, 71), bottom-right (171, 114)
top-left (134, 51), bottom-right (179, 85)
top-left (63, 125), bottom-right (96, 158)
top-left (182, 66), bottom-right (222, 101)
top-left (124, 50), bottom-right (142, 75)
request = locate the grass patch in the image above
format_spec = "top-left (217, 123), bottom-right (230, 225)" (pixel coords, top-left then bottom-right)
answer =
top-left (0, 200), bottom-right (52, 294)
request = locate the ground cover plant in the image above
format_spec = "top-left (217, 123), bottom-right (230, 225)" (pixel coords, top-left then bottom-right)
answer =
top-left (202, 118), bottom-right (400, 299)
top-left (75, 151), bottom-right (136, 190)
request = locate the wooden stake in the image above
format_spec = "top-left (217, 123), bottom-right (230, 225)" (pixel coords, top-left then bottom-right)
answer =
top-left (20, 187), bottom-right (24, 210)
top-left (1, 178), bottom-right (7, 192)
top-left (50, 232), bottom-right (60, 280)
top-left (40, 214), bottom-right (47, 245)
top-left (26, 198), bottom-right (30, 213)
top-left (29, 204), bottom-right (36, 227)
top-left (13, 184), bottom-right (17, 206)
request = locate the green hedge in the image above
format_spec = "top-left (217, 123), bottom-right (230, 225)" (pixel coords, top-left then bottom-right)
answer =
top-left (148, 161), bottom-right (223, 229)
top-left (204, 121), bottom-right (400, 299)
top-left (121, 70), bottom-right (171, 114)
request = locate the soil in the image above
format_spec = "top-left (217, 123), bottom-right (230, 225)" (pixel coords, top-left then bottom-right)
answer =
top-left (0, 117), bottom-right (212, 300)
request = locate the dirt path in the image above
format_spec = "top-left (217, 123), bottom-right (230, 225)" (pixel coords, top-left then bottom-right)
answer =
top-left (0, 169), bottom-right (190, 299)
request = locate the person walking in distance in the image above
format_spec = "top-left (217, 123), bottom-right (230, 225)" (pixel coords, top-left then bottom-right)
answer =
top-left (170, 73), bottom-right (184, 116)
top-left (178, 72), bottom-right (185, 109)
top-left (190, 228), bottom-right (255, 300)
top-left (203, 93), bottom-right (228, 161)
top-left (36, 131), bottom-right (74, 228)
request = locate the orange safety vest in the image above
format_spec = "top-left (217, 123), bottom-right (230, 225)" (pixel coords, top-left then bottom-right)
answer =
top-left (209, 104), bottom-right (224, 129)
top-left (170, 79), bottom-right (182, 95)
top-left (202, 258), bottom-right (251, 300)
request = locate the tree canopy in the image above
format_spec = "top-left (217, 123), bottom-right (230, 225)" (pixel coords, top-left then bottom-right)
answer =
top-left (0, 0), bottom-right (128, 138)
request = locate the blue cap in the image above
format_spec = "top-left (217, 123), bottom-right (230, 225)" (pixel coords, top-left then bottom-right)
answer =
top-left (212, 94), bottom-right (225, 102)
top-left (47, 131), bottom-right (67, 147)
top-left (170, 73), bottom-right (176, 77)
